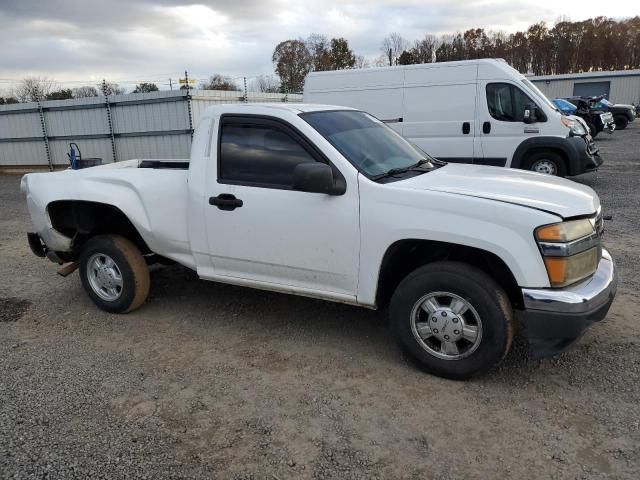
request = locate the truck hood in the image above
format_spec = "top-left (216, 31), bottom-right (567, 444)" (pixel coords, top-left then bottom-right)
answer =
top-left (400, 164), bottom-right (599, 219)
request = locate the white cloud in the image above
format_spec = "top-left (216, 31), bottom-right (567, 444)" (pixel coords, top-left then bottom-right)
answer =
top-left (0, 0), bottom-right (637, 93)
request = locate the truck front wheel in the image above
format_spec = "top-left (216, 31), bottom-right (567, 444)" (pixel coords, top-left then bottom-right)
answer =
top-left (79, 235), bottom-right (150, 313)
top-left (524, 151), bottom-right (567, 177)
top-left (389, 261), bottom-right (513, 380)
top-left (614, 115), bottom-right (628, 130)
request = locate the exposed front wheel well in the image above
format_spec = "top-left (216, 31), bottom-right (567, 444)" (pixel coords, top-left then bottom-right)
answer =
top-left (47, 200), bottom-right (152, 259)
top-left (376, 240), bottom-right (523, 310)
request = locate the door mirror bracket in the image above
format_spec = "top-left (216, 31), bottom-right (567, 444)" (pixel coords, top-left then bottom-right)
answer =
top-left (524, 103), bottom-right (538, 124)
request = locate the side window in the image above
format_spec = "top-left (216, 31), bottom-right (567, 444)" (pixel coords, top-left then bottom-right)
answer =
top-left (219, 122), bottom-right (317, 188)
top-left (486, 83), bottom-right (536, 122)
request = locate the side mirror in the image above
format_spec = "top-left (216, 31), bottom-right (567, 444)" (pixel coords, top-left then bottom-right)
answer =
top-left (523, 104), bottom-right (537, 124)
top-left (293, 163), bottom-right (346, 195)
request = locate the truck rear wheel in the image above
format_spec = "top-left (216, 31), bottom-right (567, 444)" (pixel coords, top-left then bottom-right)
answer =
top-left (614, 115), bottom-right (628, 130)
top-left (524, 151), bottom-right (567, 177)
top-left (79, 235), bottom-right (150, 313)
top-left (389, 261), bottom-right (513, 380)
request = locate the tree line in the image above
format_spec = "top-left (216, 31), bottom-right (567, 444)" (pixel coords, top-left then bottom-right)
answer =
top-left (0, 75), bottom-right (284, 104)
top-left (271, 16), bottom-right (640, 92)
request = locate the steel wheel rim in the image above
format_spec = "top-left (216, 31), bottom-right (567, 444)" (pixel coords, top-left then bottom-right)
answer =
top-left (410, 292), bottom-right (483, 361)
top-left (87, 253), bottom-right (123, 302)
top-left (531, 159), bottom-right (557, 175)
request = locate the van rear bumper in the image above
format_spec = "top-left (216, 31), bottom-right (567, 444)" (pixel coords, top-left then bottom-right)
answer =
top-left (519, 248), bottom-right (617, 358)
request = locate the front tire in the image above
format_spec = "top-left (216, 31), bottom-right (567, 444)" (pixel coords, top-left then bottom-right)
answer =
top-left (524, 151), bottom-right (567, 177)
top-left (79, 235), bottom-right (150, 313)
top-left (389, 262), bottom-right (513, 380)
top-left (614, 115), bottom-right (628, 130)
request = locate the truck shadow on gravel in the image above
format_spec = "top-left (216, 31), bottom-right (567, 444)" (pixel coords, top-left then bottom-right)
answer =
top-left (144, 264), bottom-right (578, 382)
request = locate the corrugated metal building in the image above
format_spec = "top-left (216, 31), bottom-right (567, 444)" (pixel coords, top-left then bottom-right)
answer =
top-left (0, 90), bottom-right (302, 171)
top-left (529, 70), bottom-right (640, 104)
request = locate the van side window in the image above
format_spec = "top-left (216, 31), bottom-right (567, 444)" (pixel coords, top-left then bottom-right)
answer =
top-left (219, 122), bottom-right (317, 188)
top-left (486, 83), bottom-right (537, 122)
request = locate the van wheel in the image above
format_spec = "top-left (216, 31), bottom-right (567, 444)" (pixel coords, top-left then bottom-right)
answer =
top-left (524, 151), bottom-right (567, 177)
top-left (614, 115), bottom-right (628, 130)
top-left (79, 235), bottom-right (150, 313)
top-left (389, 261), bottom-right (513, 380)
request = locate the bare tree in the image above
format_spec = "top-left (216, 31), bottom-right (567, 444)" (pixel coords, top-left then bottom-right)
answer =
top-left (72, 86), bottom-right (99, 98)
top-left (14, 77), bottom-right (57, 102)
top-left (413, 34), bottom-right (438, 63)
top-left (354, 55), bottom-right (370, 69)
top-left (381, 33), bottom-right (408, 66)
top-left (99, 82), bottom-right (126, 96)
top-left (199, 74), bottom-right (239, 91)
top-left (306, 33), bottom-right (332, 71)
top-left (252, 75), bottom-right (280, 93)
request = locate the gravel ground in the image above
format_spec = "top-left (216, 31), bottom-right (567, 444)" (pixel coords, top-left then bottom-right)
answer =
top-left (1, 124), bottom-right (639, 479)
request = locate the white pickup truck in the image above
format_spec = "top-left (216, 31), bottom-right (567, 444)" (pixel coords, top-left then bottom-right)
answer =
top-left (22, 104), bottom-right (617, 379)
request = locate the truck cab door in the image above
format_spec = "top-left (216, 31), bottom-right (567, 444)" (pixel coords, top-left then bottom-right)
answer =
top-left (202, 116), bottom-right (360, 299)
top-left (477, 81), bottom-right (543, 168)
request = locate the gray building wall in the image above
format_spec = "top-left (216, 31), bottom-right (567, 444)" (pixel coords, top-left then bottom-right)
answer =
top-left (530, 71), bottom-right (640, 104)
top-left (0, 90), bottom-right (302, 169)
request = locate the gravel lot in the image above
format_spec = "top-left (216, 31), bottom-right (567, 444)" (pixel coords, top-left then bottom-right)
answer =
top-left (1, 124), bottom-right (639, 479)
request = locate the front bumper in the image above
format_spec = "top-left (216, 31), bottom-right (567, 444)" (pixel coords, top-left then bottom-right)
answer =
top-left (568, 135), bottom-right (603, 175)
top-left (520, 248), bottom-right (617, 358)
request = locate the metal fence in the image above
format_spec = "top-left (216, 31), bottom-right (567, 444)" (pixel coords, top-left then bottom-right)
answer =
top-left (0, 90), bottom-right (302, 170)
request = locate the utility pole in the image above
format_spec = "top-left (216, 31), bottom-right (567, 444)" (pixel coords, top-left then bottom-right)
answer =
top-left (169, 78), bottom-right (173, 90)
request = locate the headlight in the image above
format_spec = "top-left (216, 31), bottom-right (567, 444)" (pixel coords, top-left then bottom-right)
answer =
top-left (560, 116), bottom-right (586, 136)
top-left (542, 248), bottom-right (599, 287)
top-left (535, 218), bottom-right (599, 287)
top-left (536, 219), bottom-right (594, 242)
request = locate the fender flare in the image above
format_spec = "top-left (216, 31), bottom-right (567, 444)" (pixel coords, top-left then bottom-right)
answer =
top-left (510, 136), bottom-right (580, 175)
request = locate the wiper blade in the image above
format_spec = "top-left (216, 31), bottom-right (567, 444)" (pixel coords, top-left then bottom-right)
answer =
top-left (371, 159), bottom-right (434, 180)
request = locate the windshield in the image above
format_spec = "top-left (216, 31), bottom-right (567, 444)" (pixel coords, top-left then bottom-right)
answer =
top-left (301, 110), bottom-right (430, 177)
top-left (521, 78), bottom-right (558, 111)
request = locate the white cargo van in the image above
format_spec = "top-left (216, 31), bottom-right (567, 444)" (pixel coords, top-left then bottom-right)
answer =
top-left (304, 59), bottom-right (602, 176)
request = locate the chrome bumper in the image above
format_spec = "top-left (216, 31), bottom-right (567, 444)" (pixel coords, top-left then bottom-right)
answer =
top-left (520, 248), bottom-right (617, 358)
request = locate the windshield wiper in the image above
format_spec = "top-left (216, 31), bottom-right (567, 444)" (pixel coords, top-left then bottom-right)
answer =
top-left (371, 159), bottom-right (436, 180)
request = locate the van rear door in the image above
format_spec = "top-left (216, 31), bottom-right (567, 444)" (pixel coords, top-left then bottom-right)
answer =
top-left (401, 64), bottom-right (478, 163)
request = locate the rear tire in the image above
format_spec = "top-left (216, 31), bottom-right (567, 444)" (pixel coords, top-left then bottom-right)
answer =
top-left (614, 115), bottom-right (629, 130)
top-left (79, 235), bottom-right (150, 313)
top-left (523, 151), bottom-right (567, 177)
top-left (389, 261), bottom-right (513, 380)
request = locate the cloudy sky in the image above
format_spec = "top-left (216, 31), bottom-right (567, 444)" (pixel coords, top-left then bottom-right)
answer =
top-left (0, 0), bottom-right (637, 92)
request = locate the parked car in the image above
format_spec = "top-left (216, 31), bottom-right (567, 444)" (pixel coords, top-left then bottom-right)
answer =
top-left (304, 59), bottom-right (602, 177)
top-left (592, 98), bottom-right (635, 130)
top-left (21, 104), bottom-right (617, 380)
top-left (563, 96), bottom-right (615, 138)
top-left (550, 99), bottom-right (599, 152)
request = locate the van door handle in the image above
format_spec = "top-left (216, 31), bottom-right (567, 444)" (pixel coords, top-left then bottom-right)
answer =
top-left (209, 193), bottom-right (243, 211)
top-left (483, 121), bottom-right (491, 134)
top-left (462, 122), bottom-right (470, 134)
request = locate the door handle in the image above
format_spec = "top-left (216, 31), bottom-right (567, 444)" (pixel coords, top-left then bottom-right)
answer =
top-left (482, 121), bottom-right (491, 134)
top-left (462, 122), bottom-right (470, 134)
top-left (209, 193), bottom-right (243, 211)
